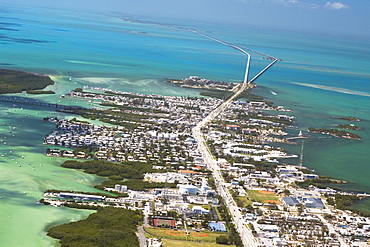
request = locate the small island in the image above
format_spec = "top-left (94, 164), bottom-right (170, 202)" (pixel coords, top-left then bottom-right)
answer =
top-left (336, 124), bottom-right (361, 130)
top-left (167, 76), bottom-right (237, 91)
top-left (167, 75), bottom-right (265, 101)
top-left (0, 69), bottom-right (54, 94)
top-left (332, 116), bottom-right (361, 122)
top-left (308, 127), bottom-right (361, 140)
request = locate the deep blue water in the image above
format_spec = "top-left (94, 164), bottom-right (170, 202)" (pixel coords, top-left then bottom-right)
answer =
top-left (0, 5), bottom-right (370, 245)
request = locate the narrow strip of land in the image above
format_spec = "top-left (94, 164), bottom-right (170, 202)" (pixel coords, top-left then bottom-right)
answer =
top-left (191, 31), bottom-right (280, 247)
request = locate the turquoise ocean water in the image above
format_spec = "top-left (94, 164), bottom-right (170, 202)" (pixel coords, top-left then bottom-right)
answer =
top-left (0, 5), bottom-right (369, 246)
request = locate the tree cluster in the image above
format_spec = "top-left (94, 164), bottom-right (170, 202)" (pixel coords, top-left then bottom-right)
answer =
top-left (0, 69), bottom-right (54, 94)
top-left (47, 207), bottom-right (142, 247)
top-left (26, 90), bottom-right (55, 94)
top-left (61, 160), bottom-right (175, 191)
top-left (308, 127), bottom-right (361, 140)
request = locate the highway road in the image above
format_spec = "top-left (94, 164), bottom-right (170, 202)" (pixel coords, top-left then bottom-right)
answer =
top-left (192, 49), bottom-right (258, 246)
top-left (189, 30), bottom-right (280, 246)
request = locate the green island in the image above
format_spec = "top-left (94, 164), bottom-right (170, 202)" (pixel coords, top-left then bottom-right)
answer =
top-left (26, 90), bottom-right (55, 94)
top-left (166, 76), bottom-right (236, 91)
top-left (167, 76), bottom-right (267, 102)
top-left (47, 207), bottom-right (142, 247)
top-left (332, 116), bottom-right (361, 122)
top-left (336, 124), bottom-right (361, 130)
top-left (0, 69), bottom-right (54, 94)
top-left (308, 127), bottom-right (361, 140)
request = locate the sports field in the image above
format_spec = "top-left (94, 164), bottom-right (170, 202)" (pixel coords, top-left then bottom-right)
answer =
top-left (162, 239), bottom-right (236, 247)
top-left (145, 227), bottom-right (228, 243)
top-left (247, 190), bottom-right (281, 204)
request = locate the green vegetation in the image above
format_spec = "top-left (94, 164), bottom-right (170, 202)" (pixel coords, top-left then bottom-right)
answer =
top-left (44, 189), bottom-right (115, 198)
top-left (336, 124), bottom-right (361, 130)
top-left (332, 194), bottom-right (360, 210)
top-left (235, 196), bottom-right (253, 208)
top-left (145, 227), bottom-right (228, 243)
top-left (100, 103), bottom-right (167, 114)
top-left (332, 116), bottom-right (360, 122)
top-left (162, 240), bottom-right (234, 247)
top-left (72, 145), bottom-right (93, 157)
top-left (308, 127), bottom-right (361, 140)
top-left (62, 107), bottom-right (153, 130)
top-left (104, 90), bottom-right (164, 100)
top-left (233, 158), bottom-right (278, 177)
top-left (199, 87), bottom-right (264, 102)
top-left (216, 224), bottom-right (242, 246)
top-left (247, 190), bottom-right (279, 203)
top-left (47, 207), bottom-right (142, 247)
top-left (216, 197), bottom-right (247, 246)
top-left (217, 200), bottom-right (231, 222)
top-left (61, 159), bottom-right (151, 178)
top-left (295, 176), bottom-right (347, 190)
top-left (61, 160), bottom-right (175, 191)
top-left (0, 69), bottom-right (54, 94)
top-left (200, 89), bottom-right (234, 99)
top-left (325, 194), bottom-right (370, 216)
top-left (26, 90), bottom-right (55, 94)
top-left (248, 112), bottom-right (292, 125)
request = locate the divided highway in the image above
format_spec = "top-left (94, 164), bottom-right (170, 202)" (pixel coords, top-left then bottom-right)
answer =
top-left (191, 35), bottom-right (278, 246)
top-left (192, 77), bottom-right (259, 246)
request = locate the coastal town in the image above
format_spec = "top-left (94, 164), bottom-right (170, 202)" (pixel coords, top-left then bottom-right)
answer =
top-left (1, 1), bottom-right (369, 246)
top-left (39, 80), bottom-right (369, 247)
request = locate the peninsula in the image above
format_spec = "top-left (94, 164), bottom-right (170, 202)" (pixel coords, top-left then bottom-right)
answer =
top-left (0, 69), bottom-right (54, 94)
top-left (167, 76), bottom-right (238, 91)
top-left (15, 29), bottom-right (366, 247)
top-left (39, 83), bottom-right (370, 247)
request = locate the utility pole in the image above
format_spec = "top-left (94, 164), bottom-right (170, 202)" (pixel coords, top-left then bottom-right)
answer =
top-left (299, 140), bottom-right (304, 167)
top-left (163, 166), bottom-right (169, 211)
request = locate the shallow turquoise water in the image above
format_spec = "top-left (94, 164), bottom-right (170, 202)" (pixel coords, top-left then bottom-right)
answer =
top-left (0, 4), bottom-right (369, 245)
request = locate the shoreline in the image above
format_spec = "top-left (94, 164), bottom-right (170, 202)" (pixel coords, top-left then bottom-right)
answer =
top-left (35, 82), bottom-right (370, 246)
top-left (1, 71), bottom-right (366, 197)
top-left (0, 7), bottom-right (369, 246)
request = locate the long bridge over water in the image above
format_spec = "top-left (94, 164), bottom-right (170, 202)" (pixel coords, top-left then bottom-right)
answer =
top-left (0, 96), bottom-right (84, 111)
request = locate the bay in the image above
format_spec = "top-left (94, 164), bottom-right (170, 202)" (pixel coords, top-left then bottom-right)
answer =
top-left (0, 5), bottom-right (369, 245)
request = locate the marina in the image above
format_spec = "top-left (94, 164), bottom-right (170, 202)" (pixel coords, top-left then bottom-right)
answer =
top-left (0, 3), bottom-right (369, 246)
